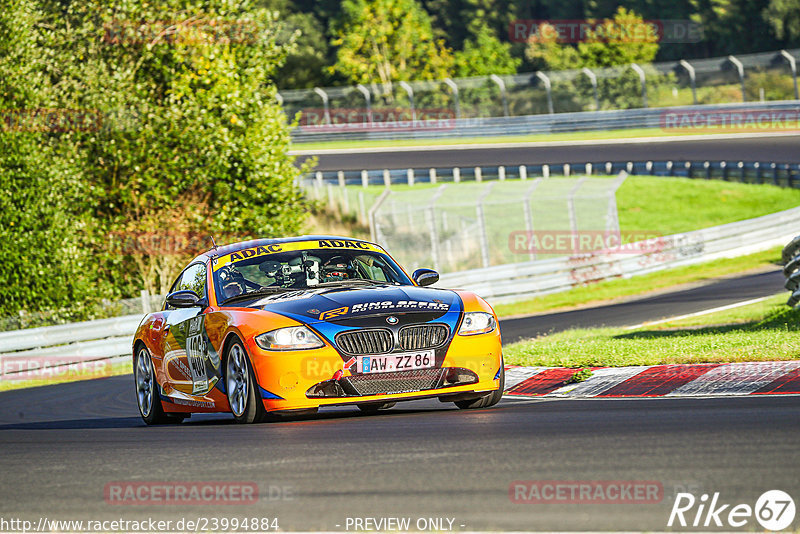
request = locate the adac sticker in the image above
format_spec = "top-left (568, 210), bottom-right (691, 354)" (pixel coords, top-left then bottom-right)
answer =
top-left (213, 240), bottom-right (386, 271)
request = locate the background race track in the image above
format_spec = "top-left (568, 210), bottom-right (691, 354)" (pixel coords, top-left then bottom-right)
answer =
top-left (0, 270), bottom-right (797, 531)
top-left (295, 134), bottom-right (800, 171)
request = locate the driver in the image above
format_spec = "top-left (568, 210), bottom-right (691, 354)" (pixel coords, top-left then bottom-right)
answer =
top-left (322, 255), bottom-right (355, 282)
top-left (219, 266), bottom-right (247, 300)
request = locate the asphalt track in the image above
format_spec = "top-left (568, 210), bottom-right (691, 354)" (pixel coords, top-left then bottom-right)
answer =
top-left (500, 268), bottom-right (785, 343)
top-left (297, 134), bottom-right (800, 171)
top-left (1, 268), bottom-right (797, 531)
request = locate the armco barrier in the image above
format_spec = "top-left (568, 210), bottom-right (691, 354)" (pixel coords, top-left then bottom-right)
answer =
top-left (291, 101), bottom-right (800, 142)
top-left (0, 315), bottom-right (141, 379)
top-left (438, 206), bottom-right (800, 303)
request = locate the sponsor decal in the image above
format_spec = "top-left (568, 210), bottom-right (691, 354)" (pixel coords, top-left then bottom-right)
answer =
top-left (317, 300), bottom-right (450, 321)
top-left (319, 306), bottom-right (350, 321)
top-left (213, 240), bottom-right (385, 271)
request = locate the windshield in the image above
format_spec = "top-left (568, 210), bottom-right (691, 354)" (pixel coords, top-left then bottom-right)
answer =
top-left (211, 242), bottom-right (412, 304)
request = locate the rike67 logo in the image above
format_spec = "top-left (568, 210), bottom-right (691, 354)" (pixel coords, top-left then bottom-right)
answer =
top-left (669, 490), bottom-right (796, 531)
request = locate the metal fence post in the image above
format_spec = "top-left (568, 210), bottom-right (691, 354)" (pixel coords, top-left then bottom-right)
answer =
top-left (490, 74), bottom-right (509, 117)
top-left (535, 72), bottom-right (554, 114)
top-left (779, 50), bottom-right (799, 100)
top-left (383, 169), bottom-right (391, 188)
top-left (399, 81), bottom-right (416, 122)
top-left (407, 168), bottom-right (415, 186)
top-left (429, 168), bottom-right (437, 184)
top-left (542, 164), bottom-right (550, 179)
top-left (427, 185), bottom-right (448, 271)
top-left (443, 78), bottom-right (461, 119)
top-left (313, 87), bottom-right (331, 124)
top-left (475, 167), bottom-right (482, 182)
top-left (523, 179), bottom-right (543, 261)
top-left (678, 60), bottom-right (698, 105)
top-left (721, 161), bottom-right (728, 181)
top-left (355, 84), bottom-right (372, 124)
top-left (726, 55), bottom-right (746, 102)
top-left (476, 183), bottom-right (495, 268)
top-left (358, 191), bottom-right (367, 224)
top-left (582, 68), bottom-right (599, 111)
top-left (567, 177), bottom-right (588, 255)
top-left (630, 63), bottom-right (648, 108)
top-left (519, 165), bottom-right (527, 180)
top-left (498, 166), bottom-right (506, 181)
top-left (453, 167), bottom-right (461, 183)
top-left (361, 169), bottom-right (369, 188)
top-left (368, 189), bottom-right (392, 242)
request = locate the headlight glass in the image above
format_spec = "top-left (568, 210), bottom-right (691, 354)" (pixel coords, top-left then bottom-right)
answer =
top-left (458, 312), bottom-right (497, 335)
top-left (255, 326), bottom-right (324, 351)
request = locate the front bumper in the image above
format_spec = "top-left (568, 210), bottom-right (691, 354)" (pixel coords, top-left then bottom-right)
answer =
top-left (244, 327), bottom-right (502, 412)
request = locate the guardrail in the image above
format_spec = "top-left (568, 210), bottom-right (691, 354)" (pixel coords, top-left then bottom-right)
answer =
top-left (306, 159), bottom-right (800, 189)
top-left (291, 100), bottom-right (800, 142)
top-left (0, 314), bottom-right (141, 381)
top-left (284, 48), bottom-right (800, 141)
top-left (438, 206), bottom-right (800, 303)
top-left (783, 236), bottom-right (800, 306)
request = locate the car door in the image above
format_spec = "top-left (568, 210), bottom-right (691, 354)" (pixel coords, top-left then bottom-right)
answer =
top-left (162, 262), bottom-right (221, 399)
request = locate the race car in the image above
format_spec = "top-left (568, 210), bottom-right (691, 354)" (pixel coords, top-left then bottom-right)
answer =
top-left (133, 236), bottom-right (504, 424)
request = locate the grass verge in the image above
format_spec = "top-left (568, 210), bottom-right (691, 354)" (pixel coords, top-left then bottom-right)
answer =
top-left (494, 246), bottom-right (782, 318)
top-left (503, 293), bottom-right (798, 368)
top-left (0, 358), bottom-right (132, 393)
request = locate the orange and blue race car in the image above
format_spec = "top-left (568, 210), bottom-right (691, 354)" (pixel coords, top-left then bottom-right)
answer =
top-left (133, 236), bottom-right (504, 424)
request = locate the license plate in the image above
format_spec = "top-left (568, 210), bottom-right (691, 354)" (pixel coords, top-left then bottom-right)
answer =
top-left (357, 350), bottom-right (435, 373)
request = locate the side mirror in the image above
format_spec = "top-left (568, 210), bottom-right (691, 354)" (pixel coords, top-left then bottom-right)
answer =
top-left (412, 268), bottom-right (439, 287)
top-left (166, 290), bottom-right (204, 309)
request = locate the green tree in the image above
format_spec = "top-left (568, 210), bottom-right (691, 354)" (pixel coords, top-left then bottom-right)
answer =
top-left (28, 0), bottom-right (309, 297)
top-left (0, 0), bottom-right (95, 319)
top-left (330, 0), bottom-right (455, 86)
top-left (764, 0), bottom-right (800, 44)
top-left (454, 23), bottom-right (521, 76)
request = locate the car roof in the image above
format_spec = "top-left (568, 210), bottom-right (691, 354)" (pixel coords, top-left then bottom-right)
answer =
top-left (189, 235), bottom-right (382, 265)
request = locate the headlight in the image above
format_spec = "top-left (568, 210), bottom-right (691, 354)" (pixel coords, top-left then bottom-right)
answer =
top-left (255, 326), bottom-right (324, 351)
top-left (458, 312), bottom-right (497, 335)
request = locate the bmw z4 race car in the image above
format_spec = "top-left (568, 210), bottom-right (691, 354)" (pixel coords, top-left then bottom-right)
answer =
top-left (133, 236), bottom-right (504, 424)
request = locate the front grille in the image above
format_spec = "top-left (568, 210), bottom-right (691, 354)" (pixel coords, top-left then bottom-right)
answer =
top-left (341, 369), bottom-right (445, 396)
top-left (399, 324), bottom-right (449, 350)
top-left (336, 329), bottom-right (393, 355)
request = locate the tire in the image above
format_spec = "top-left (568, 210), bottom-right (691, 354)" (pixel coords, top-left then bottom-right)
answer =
top-left (357, 402), bottom-right (396, 413)
top-left (454, 365), bottom-right (505, 410)
top-left (225, 339), bottom-right (269, 424)
top-left (135, 345), bottom-right (182, 425)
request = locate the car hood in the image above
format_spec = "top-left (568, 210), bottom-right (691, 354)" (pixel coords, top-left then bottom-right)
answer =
top-left (250, 284), bottom-right (463, 325)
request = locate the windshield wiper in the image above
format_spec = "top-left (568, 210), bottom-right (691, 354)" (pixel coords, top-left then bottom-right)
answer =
top-left (221, 287), bottom-right (292, 305)
top-left (314, 279), bottom-right (386, 287)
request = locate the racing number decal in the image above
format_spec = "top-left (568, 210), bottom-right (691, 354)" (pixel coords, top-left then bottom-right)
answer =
top-left (186, 333), bottom-right (209, 395)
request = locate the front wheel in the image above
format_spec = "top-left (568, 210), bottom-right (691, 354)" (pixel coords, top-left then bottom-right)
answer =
top-left (135, 345), bottom-right (182, 425)
top-left (225, 339), bottom-right (269, 424)
top-left (454, 365), bottom-right (505, 410)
